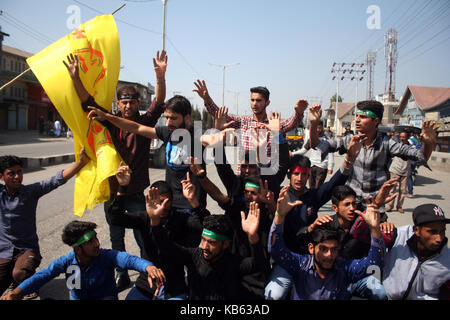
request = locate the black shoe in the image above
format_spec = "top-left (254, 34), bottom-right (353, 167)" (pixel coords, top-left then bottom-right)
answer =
top-left (116, 272), bottom-right (131, 292)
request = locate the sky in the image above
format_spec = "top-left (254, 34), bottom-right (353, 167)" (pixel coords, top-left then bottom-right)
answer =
top-left (1, 0), bottom-right (449, 118)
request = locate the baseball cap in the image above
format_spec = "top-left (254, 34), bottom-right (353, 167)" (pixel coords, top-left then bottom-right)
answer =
top-left (412, 204), bottom-right (450, 226)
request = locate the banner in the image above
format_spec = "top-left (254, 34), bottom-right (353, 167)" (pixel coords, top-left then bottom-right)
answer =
top-left (27, 15), bottom-right (122, 217)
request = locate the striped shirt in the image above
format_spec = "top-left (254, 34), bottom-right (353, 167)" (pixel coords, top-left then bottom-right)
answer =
top-left (316, 133), bottom-right (427, 202)
top-left (204, 101), bottom-right (303, 173)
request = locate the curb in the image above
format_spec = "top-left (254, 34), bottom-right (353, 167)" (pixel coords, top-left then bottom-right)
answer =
top-left (20, 153), bottom-right (75, 170)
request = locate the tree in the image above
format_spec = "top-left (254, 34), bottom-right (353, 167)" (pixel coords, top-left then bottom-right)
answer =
top-left (191, 106), bottom-right (202, 121)
top-left (330, 94), bottom-right (343, 103)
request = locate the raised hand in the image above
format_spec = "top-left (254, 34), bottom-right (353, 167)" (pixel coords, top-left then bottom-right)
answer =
top-left (262, 111), bottom-right (281, 132)
top-left (153, 50), bottom-right (168, 79)
top-left (355, 197), bottom-right (381, 238)
top-left (241, 201), bottom-right (260, 242)
top-left (420, 120), bottom-right (440, 145)
top-left (309, 104), bottom-right (322, 124)
top-left (193, 79), bottom-right (211, 102)
top-left (295, 99), bottom-right (309, 115)
top-left (63, 53), bottom-right (79, 80)
top-left (375, 177), bottom-right (399, 208)
top-left (276, 186), bottom-right (303, 217)
top-left (307, 215), bottom-right (334, 233)
top-left (145, 187), bottom-right (168, 221)
top-left (115, 161), bottom-right (131, 186)
top-left (214, 106), bottom-right (236, 130)
top-left (189, 156), bottom-right (205, 177)
top-left (181, 172), bottom-right (196, 202)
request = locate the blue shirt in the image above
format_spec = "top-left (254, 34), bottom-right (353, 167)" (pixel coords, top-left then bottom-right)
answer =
top-left (0, 171), bottom-right (66, 259)
top-left (270, 222), bottom-right (385, 300)
top-left (18, 249), bottom-right (153, 300)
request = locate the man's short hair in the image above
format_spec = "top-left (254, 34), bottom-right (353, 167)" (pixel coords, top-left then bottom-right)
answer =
top-left (331, 185), bottom-right (357, 206)
top-left (309, 226), bottom-right (339, 245)
top-left (150, 180), bottom-right (172, 196)
top-left (62, 220), bottom-right (97, 247)
top-left (250, 86), bottom-right (270, 101)
top-left (0, 155), bottom-right (23, 174)
top-left (288, 155), bottom-right (311, 177)
top-left (243, 175), bottom-right (260, 188)
top-left (203, 215), bottom-right (233, 240)
top-left (117, 85), bottom-right (140, 100)
top-left (356, 100), bottom-right (384, 120)
top-left (165, 95), bottom-right (192, 116)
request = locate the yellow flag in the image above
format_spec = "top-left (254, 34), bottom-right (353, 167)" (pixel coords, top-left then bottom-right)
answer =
top-left (27, 15), bottom-right (122, 217)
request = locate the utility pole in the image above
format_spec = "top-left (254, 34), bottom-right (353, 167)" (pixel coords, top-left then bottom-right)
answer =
top-left (228, 90), bottom-right (240, 115)
top-left (331, 62), bottom-right (364, 135)
top-left (366, 51), bottom-right (377, 100)
top-left (348, 63), bottom-right (366, 126)
top-left (161, 0), bottom-right (167, 51)
top-left (209, 62), bottom-right (239, 107)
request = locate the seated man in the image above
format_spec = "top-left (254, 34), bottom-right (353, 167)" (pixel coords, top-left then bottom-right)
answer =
top-left (0, 221), bottom-right (165, 300)
top-left (296, 182), bottom-right (398, 299)
top-left (269, 188), bottom-right (385, 300)
top-left (0, 149), bottom-right (89, 298)
top-left (190, 161), bottom-right (273, 299)
top-left (146, 187), bottom-right (267, 300)
top-left (382, 203), bottom-right (450, 300)
top-left (109, 164), bottom-right (209, 300)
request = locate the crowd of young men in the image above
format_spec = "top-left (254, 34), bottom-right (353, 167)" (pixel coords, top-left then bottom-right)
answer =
top-left (0, 50), bottom-right (449, 301)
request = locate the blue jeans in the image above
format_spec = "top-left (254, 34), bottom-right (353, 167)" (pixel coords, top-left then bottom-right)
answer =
top-left (104, 193), bottom-right (145, 272)
top-left (264, 264), bottom-right (293, 300)
top-left (125, 285), bottom-right (187, 300)
top-left (347, 275), bottom-right (387, 300)
top-left (407, 164), bottom-right (415, 195)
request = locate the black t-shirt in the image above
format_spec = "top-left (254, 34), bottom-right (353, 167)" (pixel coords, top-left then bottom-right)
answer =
top-left (155, 125), bottom-right (206, 209)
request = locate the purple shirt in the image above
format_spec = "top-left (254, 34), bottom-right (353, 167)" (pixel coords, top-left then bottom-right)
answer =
top-left (0, 171), bottom-right (66, 259)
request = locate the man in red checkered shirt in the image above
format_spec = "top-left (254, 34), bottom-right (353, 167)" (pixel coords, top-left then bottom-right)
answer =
top-left (193, 80), bottom-right (308, 174)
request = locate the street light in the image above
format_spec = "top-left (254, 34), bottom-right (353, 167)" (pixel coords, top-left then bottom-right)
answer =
top-left (209, 62), bottom-right (240, 107)
top-left (161, 0), bottom-right (167, 51)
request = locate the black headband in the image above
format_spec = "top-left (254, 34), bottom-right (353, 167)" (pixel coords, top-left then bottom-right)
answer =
top-left (118, 93), bottom-right (139, 101)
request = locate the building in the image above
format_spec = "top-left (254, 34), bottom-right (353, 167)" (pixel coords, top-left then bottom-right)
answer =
top-left (324, 102), bottom-right (356, 136)
top-left (396, 85), bottom-right (450, 152)
top-left (0, 44), bottom-right (56, 131)
top-left (375, 93), bottom-right (401, 126)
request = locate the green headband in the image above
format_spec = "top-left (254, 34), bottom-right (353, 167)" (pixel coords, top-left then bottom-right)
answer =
top-left (356, 109), bottom-right (378, 119)
top-left (202, 228), bottom-right (230, 242)
top-left (74, 230), bottom-right (97, 247)
top-left (244, 182), bottom-right (260, 190)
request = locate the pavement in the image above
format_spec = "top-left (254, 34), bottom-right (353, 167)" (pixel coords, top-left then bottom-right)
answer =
top-left (0, 130), bottom-right (75, 170)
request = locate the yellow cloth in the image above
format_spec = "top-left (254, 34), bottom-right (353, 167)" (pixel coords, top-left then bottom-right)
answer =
top-left (27, 15), bottom-right (122, 217)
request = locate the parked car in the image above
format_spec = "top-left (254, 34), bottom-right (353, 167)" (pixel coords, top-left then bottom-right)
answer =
top-left (285, 127), bottom-right (304, 151)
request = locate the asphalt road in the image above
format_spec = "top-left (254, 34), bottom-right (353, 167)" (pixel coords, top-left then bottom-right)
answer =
top-left (2, 151), bottom-right (450, 300)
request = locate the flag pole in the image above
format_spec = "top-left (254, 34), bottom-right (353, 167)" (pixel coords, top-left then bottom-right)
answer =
top-left (0, 4), bottom-right (127, 92)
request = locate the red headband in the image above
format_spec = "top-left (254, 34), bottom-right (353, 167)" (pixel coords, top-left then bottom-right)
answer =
top-left (290, 166), bottom-right (310, 174)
